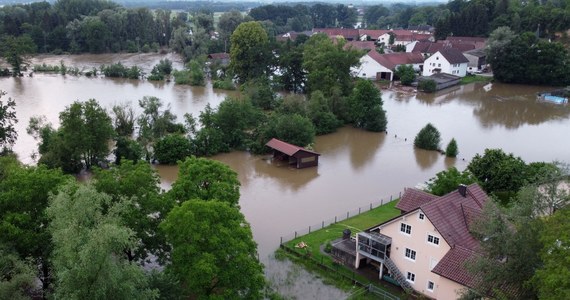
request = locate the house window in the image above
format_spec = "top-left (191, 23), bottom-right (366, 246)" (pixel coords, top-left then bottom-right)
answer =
top-left (405, 248), bottom-right (417, 261)
top-left (438, 63), bottom-right (441, 67)
top-left (407, 272), bottom-right (416, 283)
top-left (427, 234), bottom-right (440, 245)
top-left (400, 223), bottom-right (412, 235)
top-left (427, 281), bottom-right (435, 292)
top-left (418, 213), bottom-right (425, 220)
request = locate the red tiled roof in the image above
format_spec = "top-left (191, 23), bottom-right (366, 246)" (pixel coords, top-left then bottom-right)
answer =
top-left (438, 48), bottom-right (469, 64)
top-left (358, 29), bottom-right (389, 39)
top-left (367, 51), bottom-right (424, 70)
top-left (313, 28), bottom-right (359, 40)
top-left (395, 188), bottom-right (438, 212)
top-left (345, 41), bottom-right (376, 51)
top-left (432, 245), bottom-right (479, 288)
top-left (265, 138), bottom-right (320, 156)
top-left (421, 183), bottom-right (487, 250)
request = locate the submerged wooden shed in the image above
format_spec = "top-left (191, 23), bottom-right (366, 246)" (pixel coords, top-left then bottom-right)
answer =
top-left (265, 138), bottom-right (320, 169)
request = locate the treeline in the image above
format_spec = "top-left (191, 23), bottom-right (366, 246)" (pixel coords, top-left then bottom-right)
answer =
top-left (0, 0), bottom-right (182, 54)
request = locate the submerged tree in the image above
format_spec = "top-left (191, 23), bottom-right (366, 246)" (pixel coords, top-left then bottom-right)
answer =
top-left (445, 138), bottom-right (458, 157)
top-left (349, 80), bottom-right (387, 132)
top-left (229, 21), bottom-right (270, 83)
top-left (414, 123), bottom-right (441, 151)
top-left (0, 35), bottom-right (37, 76)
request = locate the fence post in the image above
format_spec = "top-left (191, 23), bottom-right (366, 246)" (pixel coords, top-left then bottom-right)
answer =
top-left (381, 199), bottom-right (383, 205)
top-left (309, 226), bottom-right (311, 233)
top-left (295, 231), bottom-right (297, 239)
top-left (322, 221), bottom-right (324, 229)
top-left (399, 191), bottom-right (402, 198)
top-left (370, 203), bottom-right (372, 210)
top-left (347, 212), bottom-right (349, 219)
top-left (280, 236), bottom-right (282, 245)
top-left (335, 216), bottom-right (337, 223)
top-left (390, 195), bottom-right (393, 201)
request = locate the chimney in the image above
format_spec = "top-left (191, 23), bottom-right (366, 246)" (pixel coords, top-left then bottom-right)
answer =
top-left (458, 184), bottom-right (467, 197)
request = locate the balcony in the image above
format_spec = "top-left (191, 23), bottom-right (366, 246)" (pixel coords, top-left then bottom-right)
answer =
top-left (356, 231), bottom-right (392, 262)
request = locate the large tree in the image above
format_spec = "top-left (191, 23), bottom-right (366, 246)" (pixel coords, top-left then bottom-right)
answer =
top-left (303, 33), bottom-right (361, 96)
top-left (349, 80), bottom-right (387, 132)
top-left (0, 247), bottom-right (36, 300)
top-left (47, 183), bottom-right (158, 300)
top-left (30, 99), bottom-right (114, 172)
top-left (426, 167), bottom-right (477, 196)
top-left (0, 157), bottom-right (70, 296)
top-left (92, 160), bottom-right (171, 263)
top-left (0, 91), bottom-right (18, 153)
top-left (467, 148), bottom-right (528, 196)
top-left (161, 200), bottom-right (264, 299)
top-left (229, 21), bottom-right (271, 83)
top-left (167, 156), bottom-right (241, 207)
top-left (533, 206), bottom-right (570, 300)
top-left (0, 35), bottom-right (36, 75)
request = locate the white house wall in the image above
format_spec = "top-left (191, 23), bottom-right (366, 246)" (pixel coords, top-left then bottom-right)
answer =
top-left (377, 210), bottom-right (468, 299)
top-left (422, 52), bottom-right (468, 77)
top-left (353, 54), bottom-right (393, 80)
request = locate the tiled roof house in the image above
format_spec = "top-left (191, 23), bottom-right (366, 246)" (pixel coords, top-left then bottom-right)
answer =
top-left (353, 51), bottom-right (424, 81)
top-left (422, 48), bottom-right (469, 77)
top-left (354, 184), bottom-right (488, 299)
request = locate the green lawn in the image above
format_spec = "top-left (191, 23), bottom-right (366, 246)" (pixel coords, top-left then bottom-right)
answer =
top-left (277, 200), bottom-right (406, 298)
top-left (460, 74), bottom-right (493, 85)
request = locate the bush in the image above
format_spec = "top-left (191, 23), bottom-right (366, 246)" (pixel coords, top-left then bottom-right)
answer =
top-left (126, 66), bottom-right (142, 79)
top-left (126, 40), bottom-right (138, 53)
top-left (418, 79), bottom-right (436, 92)
top-left (213, 78), bottom-right (236, 90)
top-left (445, 138), bottom-right (459, 157)
top-left (188, 60), bottom-right (205, 86)
top-left (395, 65), bottom-right (416, 86)
top-left (141, 44), bottom-right (151, 53)
top-left (156, 59), bottom-right (173, 75)
top-left (172, 70), bottom-right (190, 84)
top-left (414, 123), bottom-right (441, 151)
top-left (154, 134), bottom-right (191, 165)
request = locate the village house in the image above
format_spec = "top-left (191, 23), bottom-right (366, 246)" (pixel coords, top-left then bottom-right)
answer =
top-left (422, 48), bottom-right (469, 77)
top-left (462, 48), bottom-right (487, 73)
top-left (332, 184), bottom-right (488, 299)
top-left (312, 28), bottom-right (360, 41)
top-left (358, 29), bottom-right (389, 41)
top-left (353, 51), bottom-right (424, 81)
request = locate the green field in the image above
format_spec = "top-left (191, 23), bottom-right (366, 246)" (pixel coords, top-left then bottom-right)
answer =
top-left (277, 200), bottom-right (406, 299)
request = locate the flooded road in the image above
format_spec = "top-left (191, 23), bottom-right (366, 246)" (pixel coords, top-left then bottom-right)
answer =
top-left (2, 54), bottom-right (570, 297)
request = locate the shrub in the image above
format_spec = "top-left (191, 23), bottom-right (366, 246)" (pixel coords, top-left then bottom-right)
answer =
top-left (414, 123), bottom-right (441, 151)
top-left (126, 66), bottom-right (142, 79)
top-left (141, 44), bottom-right (151, 53)
top-left (213, 78), bottom-right (236, 90)
top-left (445, 138), bottom-right (459, 157)
top-left (395, 65), bottom-right (416, 86)
top-left (418, 79), bottom-right (436, 92)
top-left (172, 70), bottom-right (191, 84)
top-left (156, 59), bottom-right (173, 75)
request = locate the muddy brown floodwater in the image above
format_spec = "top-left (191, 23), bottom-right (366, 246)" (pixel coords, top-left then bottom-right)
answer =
top-left (2, 54), bottom-right (570, 299)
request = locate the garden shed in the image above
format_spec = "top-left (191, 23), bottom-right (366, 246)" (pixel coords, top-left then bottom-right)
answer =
top-left (265, 138), bottom-right (320, 169)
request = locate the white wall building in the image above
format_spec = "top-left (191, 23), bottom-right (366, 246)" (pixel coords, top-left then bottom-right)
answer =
top-left (422, 49), bottom-right (469, 77)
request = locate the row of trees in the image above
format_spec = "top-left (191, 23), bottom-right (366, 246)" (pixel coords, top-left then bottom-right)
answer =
top-left (0, 154), bottom-right (266, 299)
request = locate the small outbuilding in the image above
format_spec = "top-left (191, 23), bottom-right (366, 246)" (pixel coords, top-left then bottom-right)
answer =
top-left (265, 138), bottom-right (320, 169)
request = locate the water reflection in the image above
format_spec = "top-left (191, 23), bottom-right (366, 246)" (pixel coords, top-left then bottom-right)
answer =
top-left (254, 158), bottom-right (320, 192)
top-left (414, 148), bottom-right (440, 170)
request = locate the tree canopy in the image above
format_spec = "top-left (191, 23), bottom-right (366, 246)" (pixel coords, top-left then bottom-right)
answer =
top-left (47, 183), bottom-right (158, 300)
top-left (0, 91), bottom-right (18, 152)
top-left (426, 167), bottom-right (476, 196)
top-left (161, 200), bottom-right (265, 299)
top-left (414, 123), bottom-right (441, 151)
top-left (349, 80), bottom-right (387, 132)
top-left (168, 156), bottom-right (241, 207)
top-left (229, 21), bottom-right (271, 83)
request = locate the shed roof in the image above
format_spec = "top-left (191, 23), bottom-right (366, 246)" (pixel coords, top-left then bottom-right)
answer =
top-left (463, 48), bottom-right (487, 57)
top-left (265, 138), bottom-right (320, 157)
